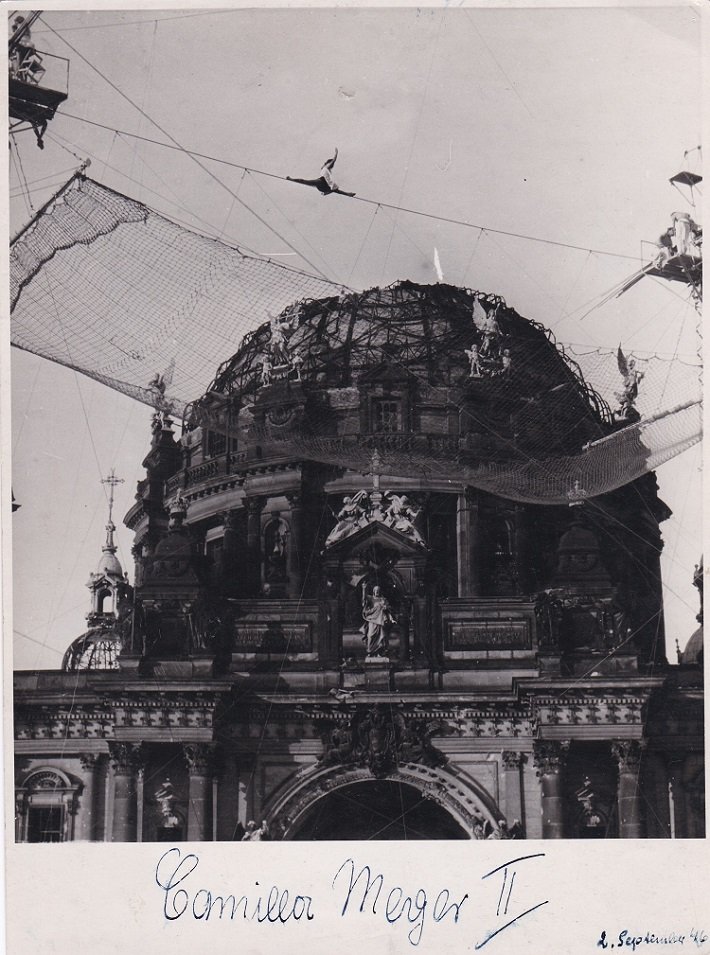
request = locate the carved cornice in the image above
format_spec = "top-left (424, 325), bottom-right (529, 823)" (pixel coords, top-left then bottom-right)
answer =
top-left (533, 739), bottom-right (571, 775)
top-left (533, 696), bottom-right (647, 727)
top-left (15, 707), bottom-right (114, 741)
top-left (449, 714), bottom-right (535, 739)
top-left (15, 695), bottom-right (220, 740)
top-left (109, 695), bottom-right (218, 731)
top-left (183, 477), bottom-right (242, 503)
top-left (124, 501), bottom-right (147, 531)
top-left (234, 703), bottom-right (535, 741)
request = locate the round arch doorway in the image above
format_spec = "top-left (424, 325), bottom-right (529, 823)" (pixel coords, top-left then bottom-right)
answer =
top-left (290, 780), bottom-right (469, 840)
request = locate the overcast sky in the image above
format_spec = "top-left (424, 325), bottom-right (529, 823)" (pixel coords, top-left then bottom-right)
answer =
top-left (8, 3), bottom-right (703, 670)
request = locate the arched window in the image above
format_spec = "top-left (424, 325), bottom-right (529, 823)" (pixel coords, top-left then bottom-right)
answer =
top-left (16, 768), bottom-right (79, 842)
top-left (96, 588), bottom-right (111, 614)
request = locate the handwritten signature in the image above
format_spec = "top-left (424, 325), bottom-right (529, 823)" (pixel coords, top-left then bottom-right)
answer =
top-left (155, 848), bottom-right (548, 948)
top-left (155, 848), bottom-right (315, 923)
top-left (333, 852), bottom-right (547, 947)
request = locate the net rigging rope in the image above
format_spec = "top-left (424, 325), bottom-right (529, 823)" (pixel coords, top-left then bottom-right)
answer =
top-left (10, 174), bottom-right (702, 505)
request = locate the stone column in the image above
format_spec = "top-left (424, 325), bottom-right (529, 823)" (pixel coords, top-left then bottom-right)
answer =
top-left (644, 752), bottom-right (671, 838)
top-left (78, 754), bottom-right (101, 841)
top-left (533, 740), bottom-right (570, 839)
top-left (234, 755), bottom-right (255, 837)
top-left (183, 743), bottom-right (216, 842)
top-left (666, 758), bottom-right (686, 838)
top-left (501, 751), bottom-right (526, 831)
top-left (109, 743), bottom-right (143, 842)
top-left (456, 489), bottom-right (481, 597)
top-left (15, 791), bottom-right (27, 842)
top-left (245, 497), bottom-right (265, 593)
top-left (95, 755), bottom-right (110, 842)
top-left (215, 752), bottom-right (239, 841)
top-left (286, 492), bottom-right (303, 598)
top-left (136, 767), bottom-right (145, 842)
top-left (398, 599), bottom-right (412, 663)
top-left (612, 740), bottom-right (645, 838)
top-left (222, 508), bottom-right (241, 595)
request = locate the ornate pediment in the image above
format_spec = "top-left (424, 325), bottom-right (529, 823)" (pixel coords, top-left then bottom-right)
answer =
top-left (324, 490), bottom-right (425, 551)
top-left (324, 515), bottom-right (426, 557)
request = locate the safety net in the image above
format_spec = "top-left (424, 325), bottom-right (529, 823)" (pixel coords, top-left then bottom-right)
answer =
top-left (233, 400), bottom-right (701, 505)
top-left (10, 174), bottom-right (348, 412)
top-left (10, 174), bottom-right (702, 505)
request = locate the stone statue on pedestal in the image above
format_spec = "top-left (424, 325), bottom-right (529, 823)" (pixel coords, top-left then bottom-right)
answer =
top-left (155, 778), bottom-right (180, 829)
top-left (360, 585), bottom-right (395, 657)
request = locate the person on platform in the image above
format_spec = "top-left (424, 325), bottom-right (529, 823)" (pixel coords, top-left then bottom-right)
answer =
top-left (671, 211), bottom-right (701, 257)
top-left (653, 228), bottom-right (674, 269)
top-left (10, 17), bottom-right (45, 85)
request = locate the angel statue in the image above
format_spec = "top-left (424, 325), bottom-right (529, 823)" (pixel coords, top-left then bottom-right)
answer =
top-left (383, 492), bottom-right (425, 545)
top-left (148, 372), bottom-right (166, 397)
top-left (471, 295), bottom-right (488, 330)
top-left (148, 358), bottom-right (176, 426)
top-left (614, 346), bottom-right (644, 420)
top-left (324, 491), bottom-right (369, 545)
top-left (480, 306), bottom-right (501, 356)
top-left (278, 302), bottom-right (302, 331)
top-left (269, 313), bottom-right (291, 365)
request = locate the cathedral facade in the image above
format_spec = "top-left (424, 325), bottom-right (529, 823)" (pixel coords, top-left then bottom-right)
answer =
top-left (14, 282), bottom-right (704, 842)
